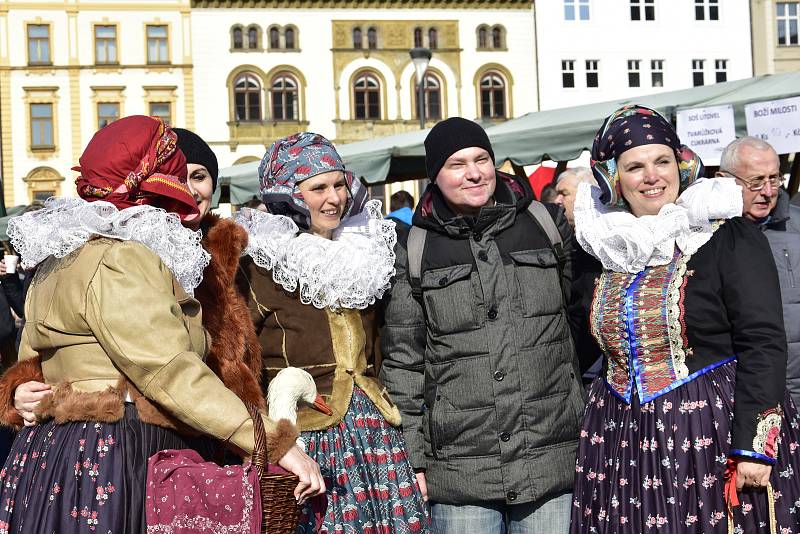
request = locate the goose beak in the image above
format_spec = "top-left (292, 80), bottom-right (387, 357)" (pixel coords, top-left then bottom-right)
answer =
top-left (312, 394), bottom-right (333, 416)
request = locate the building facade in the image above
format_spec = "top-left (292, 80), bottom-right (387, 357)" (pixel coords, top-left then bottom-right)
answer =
top-left (0, 0), bottom-right (195, 207)
top-left (535, 0), bottom-right (753, 110)
top-left (752, 0), bottom-right (800, 74)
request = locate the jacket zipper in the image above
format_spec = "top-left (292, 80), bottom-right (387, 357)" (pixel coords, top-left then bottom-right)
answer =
top-left (785, 248), bottom-right (796, 288)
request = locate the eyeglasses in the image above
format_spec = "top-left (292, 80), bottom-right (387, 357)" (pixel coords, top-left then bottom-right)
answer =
top-left (721, 172), bottom-right (781, 192)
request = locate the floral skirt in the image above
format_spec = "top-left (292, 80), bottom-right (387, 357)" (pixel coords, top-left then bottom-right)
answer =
top-left (0, 404), bottom-right (212, 533)
top-left (297, 387), bottom-right (431, 534)
top-left (570, 362), bottom-right (800, 533)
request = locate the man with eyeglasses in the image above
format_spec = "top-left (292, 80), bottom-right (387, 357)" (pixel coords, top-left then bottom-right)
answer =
top-left (718, 136), bottom-right (800, 408)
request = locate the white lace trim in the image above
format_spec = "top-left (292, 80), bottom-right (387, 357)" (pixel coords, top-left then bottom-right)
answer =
top-left (574, 178), bottom-right (743, 273)
top-left (234, 199), bottom-right (397, 310)
top-left (7, 198), bottom-right (210, 294)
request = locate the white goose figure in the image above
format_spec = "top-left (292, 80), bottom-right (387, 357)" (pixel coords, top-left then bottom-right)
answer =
top-left (267, 367), bottom-right (333, 451)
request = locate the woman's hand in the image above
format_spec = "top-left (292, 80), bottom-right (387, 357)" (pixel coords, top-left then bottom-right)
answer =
top-left (277, 444), bottom-right (326, 505)
top-left (415, 471), bottom-right (428, 502)
top-left (14, 381), bottom-right (51, 426)
top-left (736, 459), bottom-right (772, 490)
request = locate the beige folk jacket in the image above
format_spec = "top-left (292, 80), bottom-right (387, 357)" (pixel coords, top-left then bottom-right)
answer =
top-left (16, 237), bottom-right (295, 460)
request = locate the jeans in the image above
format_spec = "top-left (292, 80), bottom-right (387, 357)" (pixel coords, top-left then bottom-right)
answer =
top-left (431, 492), bottom-right (571, 534)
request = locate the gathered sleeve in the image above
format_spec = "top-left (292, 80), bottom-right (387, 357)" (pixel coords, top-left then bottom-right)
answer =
top-left (86, 241), bottom-right (297, 462)
top-left (720, 218), bottom-right (787, 464)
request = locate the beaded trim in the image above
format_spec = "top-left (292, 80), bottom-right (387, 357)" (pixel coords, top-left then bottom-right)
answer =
top-left (753, 406), bottom-right (783, 461)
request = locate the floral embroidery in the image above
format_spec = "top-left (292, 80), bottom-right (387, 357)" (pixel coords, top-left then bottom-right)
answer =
top-left (754, 405), bottom-right (783, 460)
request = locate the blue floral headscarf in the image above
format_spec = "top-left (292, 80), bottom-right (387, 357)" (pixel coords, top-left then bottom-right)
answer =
top-left (258, 132), bottom-right (367, 230)
top-left (591, 105), bottom-right (704, 208)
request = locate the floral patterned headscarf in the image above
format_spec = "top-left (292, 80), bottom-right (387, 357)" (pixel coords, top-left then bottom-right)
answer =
top-left (258, 132), bottom-right (367, 230)
top-left (591, 105), bottom-right (704, 208)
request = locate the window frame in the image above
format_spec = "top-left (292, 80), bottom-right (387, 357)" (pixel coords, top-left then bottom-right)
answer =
top-left (564, 0), bottom-right (590, 20)
top-left (353, 26), bottom-right (363, 49)
top-left (715, 59), bottom-right (727, 83)
top-left (414, 27), bottom-right (423, 48)
top-left (414, 72), bottom-right (444, 121)
top-left (651, 59), bottom-right (664, 87)
top-left (627, 59), bottom-right (641, 88)
top-left (562, 59), bottom-right (575, 88)
top-left (232, 25), bottom-right (244, 50)
top-left (284, 26), bottom-right (297, 50)
top-left (96, 101), bottom-right (120, 130)
top-left (777, 2), bottom-right (800, 46)
top-left (247, 25), bottom-right (260, 50)
top-left (270, 72), bottom-right (300, 121)
top-left (428, 27), bottom-right (438, 49)
top-left (585, 59), bottom-right (599, 88)
top-left (352, 71), bottom-right (382, 120)
top-left (93, 24), bottom-right (118, 65)
top-left (630, 0), bottom-right (655, 21)
top-left (26, 23), bottom-right (52, 66)
top-left (692, 59), bottom-right (705, 87)
top-left (233, 72), bottom-right (263, 122)
top-left (479, 71), bottom-right (507, 120)
top-left (145, 24), bottom-right (170, 65)
top-left (695, 0), bottom-right (719, 20)
top-left (30, 102), bottom-right (55, 149)
top-left (367, 27), bottom-right (378, 49)
top-left (477, 25), bottom-right (488, 49)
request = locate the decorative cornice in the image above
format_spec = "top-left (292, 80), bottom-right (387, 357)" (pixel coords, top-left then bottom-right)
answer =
top-left (193, 0), bottom-right (531, 9)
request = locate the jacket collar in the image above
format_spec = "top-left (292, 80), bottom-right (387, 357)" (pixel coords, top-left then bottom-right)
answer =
top-left (764, 189), bottom-right (791, 230)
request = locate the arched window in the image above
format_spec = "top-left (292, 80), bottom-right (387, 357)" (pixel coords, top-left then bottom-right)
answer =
top-left (232, 26), bottom-right (243, 49)
top-left (413, 27), bottom-right (423, 48)
top-left (492, 26), bottom-right (504, 49)
top-left (285, 27), bottom-right (296, 49)
top-left (353, 72), bottom-right (380, 119)
top-left (428, 28), bottom-right (438, 49)
top-left (234, 72), bottom-right (262, 121)
top-left (479, 72), bottom-right (506, 119)
top-left (416, 73), bottom-right (442, 121)
top-left (269, 27), bottom-right (280, 49)
top-left (247, 26), bottom-right (259, 49)
top-left (477, 25), bottom-right (488, 48)
top-left (270, 72), bottom-right (299, 120)
top-left (353, 27), bottom-right (363, 49)
top-left (367, 27), bottom-right (377, 49)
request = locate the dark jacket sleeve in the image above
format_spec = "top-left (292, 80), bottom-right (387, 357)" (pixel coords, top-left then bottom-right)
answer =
top-left (1, 274), bottom-right (25, 318)
top-left (722, 218), bottom-right (788, 464)
top-left (379, 236), bottom-right (428, 470)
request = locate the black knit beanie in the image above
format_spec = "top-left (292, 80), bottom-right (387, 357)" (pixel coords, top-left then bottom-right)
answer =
top-left (173, 128), bottom-right (219, 191)
top-left (424, 117), bottom-right (495, 180)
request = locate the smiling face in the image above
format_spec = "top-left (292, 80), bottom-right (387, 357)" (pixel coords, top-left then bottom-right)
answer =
top-left (184, 163), bottom-right (214, 229)
top-left (617, 144), bottom-right (680, 217)
top-left (435, 147), bottom-right (496, 216)
top-left (297, 170), bottom-right (349, 239)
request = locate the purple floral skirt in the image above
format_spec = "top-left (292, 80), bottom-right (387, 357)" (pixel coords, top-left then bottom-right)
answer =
top-left (0, 405), bottom-right (213, 533)
top-left (297, 387), bottom-right (431, 534)
top-left (570, 362), bottom-right (800, 533)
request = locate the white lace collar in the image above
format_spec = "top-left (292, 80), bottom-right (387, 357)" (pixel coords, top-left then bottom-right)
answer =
top-left (234, 200), bottom-right (396, 310)
top-left (7, 198), bottom-right (210, 294)
top-left (574, 178), bottom-right (743, 274)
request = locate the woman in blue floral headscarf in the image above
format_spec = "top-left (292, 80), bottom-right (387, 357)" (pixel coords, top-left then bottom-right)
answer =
top-left (569, 105), bottom-right (800, 533)
top-left (234, 132), bottom-right (430, 534)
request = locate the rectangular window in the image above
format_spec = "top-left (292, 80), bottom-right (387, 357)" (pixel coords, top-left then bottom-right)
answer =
top-left (715, 59), bottom-right (727, 83)
top-left (692, 59), bottom-right (705, 87)
top-left (695, 0), bottom-right (719, 20)
top-left (585, 59), bottom-right (599, 88)
top-left (149, 102), bottom-right (171, 125)
top-left (30, 103), bottom-right (54, 148)
top-left (97, 102), bottom-right (119, 129)
top-left (630, 0), bottom-right (655, 20)
top-left (95, 25), bottom-right (118, 64)
top-left (146, 25), bottom-right (169, 64)
top-left (627, 60), bottom-right (641, 87)
top-left (27, 24), bottom-right (51, 65)
top-left (561, 60), bottom-right (575, 88)
top-left (564, 0), bottom-right (590, 20)
top-left (777, 2), bottom-right (800, 45)
top-left (651, 59), bottom-right (664, 87)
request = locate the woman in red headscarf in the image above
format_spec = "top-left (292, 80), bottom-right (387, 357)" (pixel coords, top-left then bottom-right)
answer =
top-left (0, 116), bottom-right (323, 533)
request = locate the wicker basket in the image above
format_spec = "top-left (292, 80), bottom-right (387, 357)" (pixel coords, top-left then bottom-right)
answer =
top-left (248, 404), bottom-right (301, 534)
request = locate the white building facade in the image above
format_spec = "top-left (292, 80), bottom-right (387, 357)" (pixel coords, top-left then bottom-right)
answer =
top-left (535, 0), bottom-right (754, 110)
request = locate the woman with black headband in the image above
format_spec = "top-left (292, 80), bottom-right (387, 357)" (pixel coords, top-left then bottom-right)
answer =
top-left (569, 105), bottom-right (800, 533)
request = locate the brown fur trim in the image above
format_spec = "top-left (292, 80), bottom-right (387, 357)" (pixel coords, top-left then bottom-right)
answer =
top-left (0, 357), bottom-right (45, 429)
top-left (35, 382), bottom-right (125, 424)
top-left (197, 215), bottom-right (266, 410)
top-left (124, 381), bottom-right (198, 435)
top-left (266, 418), bottom-right (301, 464)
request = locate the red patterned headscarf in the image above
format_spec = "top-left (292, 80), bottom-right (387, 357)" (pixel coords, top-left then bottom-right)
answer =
top-left (74, 116), bottom-right (199, 220)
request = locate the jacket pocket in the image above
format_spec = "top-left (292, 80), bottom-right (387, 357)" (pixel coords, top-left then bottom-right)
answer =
top-left (421, 264), bottom-right (481, 335)
top-left (510, 249), bottom-right (563, 317)
top-left (429, 404), bottom-right (498, 459)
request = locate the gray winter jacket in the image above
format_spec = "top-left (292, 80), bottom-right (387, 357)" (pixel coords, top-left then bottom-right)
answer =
top-left (379, 173), bottom-right (585, 506)
top-left (763, 190), bottom-right (800, 407)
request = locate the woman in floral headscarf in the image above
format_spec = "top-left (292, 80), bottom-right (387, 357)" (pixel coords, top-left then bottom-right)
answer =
top-left (569, 105), bottom-right (800, 533)
top-left (234, 132), bottom-right (430, 533)
top-left (0, 116), bottom-right (322, 533)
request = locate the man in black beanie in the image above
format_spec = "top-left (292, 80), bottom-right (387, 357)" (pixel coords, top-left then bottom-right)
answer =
top-left (381, 117), bottom-right (583, 533)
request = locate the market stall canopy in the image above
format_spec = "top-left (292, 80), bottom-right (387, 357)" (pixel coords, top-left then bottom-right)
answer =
top-left (217, 71), bottom-right (800, 204)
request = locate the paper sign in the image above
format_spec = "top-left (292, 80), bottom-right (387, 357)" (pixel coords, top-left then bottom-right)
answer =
top-left (676, 104), bottom-right (736, 166)
top-left (745, 96), bottom-right (800, 155)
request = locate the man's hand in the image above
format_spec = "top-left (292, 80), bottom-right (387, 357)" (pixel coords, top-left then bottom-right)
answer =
top-left (14, 381), bottom-right (51, 426)
top-left (277, 444), bottom-right (326, 505)
top-left (415, 471), bottom-right (428, 502)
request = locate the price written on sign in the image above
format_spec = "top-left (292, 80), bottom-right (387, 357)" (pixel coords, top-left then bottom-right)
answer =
top-left (745, 96), bottom-right (800, 155)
